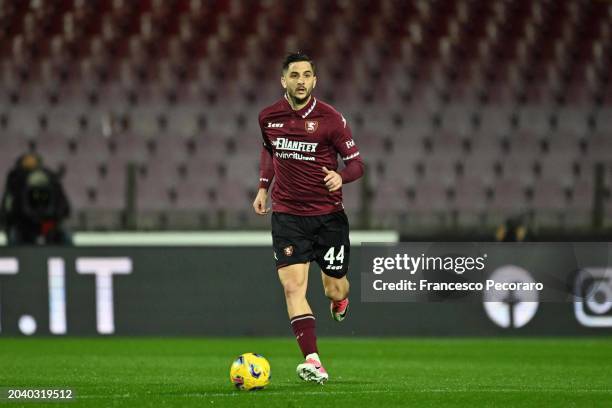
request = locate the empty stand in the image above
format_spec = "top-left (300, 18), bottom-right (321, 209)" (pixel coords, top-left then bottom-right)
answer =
top-left (1, 0), bottom-right (611, 230)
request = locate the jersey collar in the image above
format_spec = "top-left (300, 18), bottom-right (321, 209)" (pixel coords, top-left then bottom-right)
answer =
top-left (284, 94), bottom-right (317, 119)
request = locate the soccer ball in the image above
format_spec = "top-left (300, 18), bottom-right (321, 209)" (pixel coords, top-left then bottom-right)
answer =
top-left (229, 353), bottom-right (271, 391)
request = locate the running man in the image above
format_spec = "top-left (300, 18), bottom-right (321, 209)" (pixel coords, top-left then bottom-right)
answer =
top-left (253, 52), bottom-right (364, 384)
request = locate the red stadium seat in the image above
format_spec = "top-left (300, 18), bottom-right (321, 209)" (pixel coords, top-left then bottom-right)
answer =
top-left (1, 0), bottom-right (609, 230)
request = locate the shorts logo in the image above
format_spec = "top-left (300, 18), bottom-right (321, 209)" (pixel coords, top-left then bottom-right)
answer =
top-left (305, 121), bottom-right (318, 133)
top-left (284, 246), bottom-right (294, 257)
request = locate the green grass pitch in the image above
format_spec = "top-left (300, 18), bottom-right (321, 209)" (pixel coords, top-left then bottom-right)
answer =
top-left (0, 337), bottom-right (610, 407)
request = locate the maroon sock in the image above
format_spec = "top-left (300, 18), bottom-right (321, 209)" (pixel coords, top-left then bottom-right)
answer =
top-left (290, 314), bottom-right (318, 357)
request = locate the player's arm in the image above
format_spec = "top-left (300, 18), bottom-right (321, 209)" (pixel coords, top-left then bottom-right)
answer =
top-left (324, 115), bottom-right (364, 192)
top-left (253, 117), bottom-right (274, 215)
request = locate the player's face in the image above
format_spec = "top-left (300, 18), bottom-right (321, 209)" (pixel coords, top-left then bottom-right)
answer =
top-left (281, 61), bottom-right (317, 103)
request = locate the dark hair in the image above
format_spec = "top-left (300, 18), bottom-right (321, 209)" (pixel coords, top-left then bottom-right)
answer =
top-left (282, 52), bottom-right (316, 75)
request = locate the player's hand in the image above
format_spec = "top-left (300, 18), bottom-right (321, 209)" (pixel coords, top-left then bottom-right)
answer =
top-left (253, 188), bottom-right (271, 215)
top-left (323, 167), bottom-right (342, 192)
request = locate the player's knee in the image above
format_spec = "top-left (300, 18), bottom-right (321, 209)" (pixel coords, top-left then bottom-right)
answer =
top-left (324, 279), bottom-right (349, 300)
top-left (324, 283), bottom-right (348, 300)
top-left (282, 279), bottom-right (306, 299)
top-left (323, 286), bottom-right (337, 299)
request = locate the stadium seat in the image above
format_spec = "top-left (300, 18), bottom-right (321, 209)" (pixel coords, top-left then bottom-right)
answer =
top-left (1, 0), bottom-right (610, 231)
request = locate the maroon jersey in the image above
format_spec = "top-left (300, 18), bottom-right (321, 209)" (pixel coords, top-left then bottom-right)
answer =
top-left (258, 96), bottom-right (364, 216)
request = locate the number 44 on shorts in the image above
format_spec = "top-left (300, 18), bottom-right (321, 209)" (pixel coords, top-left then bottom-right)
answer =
top-left (324, 245), bottom-right (345, 270)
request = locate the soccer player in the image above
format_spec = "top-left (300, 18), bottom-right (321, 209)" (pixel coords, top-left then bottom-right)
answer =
top-left (252, 52), bottom-right (364, 384)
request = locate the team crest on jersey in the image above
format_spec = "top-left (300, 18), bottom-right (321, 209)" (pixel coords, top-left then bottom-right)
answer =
top-left (284, 245), bottom-right (294, 257)
top-left (305, 120), bottom-right (318, 133)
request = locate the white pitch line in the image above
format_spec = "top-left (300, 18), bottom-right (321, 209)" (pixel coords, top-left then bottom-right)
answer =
top-left (74, 388), bottom-right (612, 399)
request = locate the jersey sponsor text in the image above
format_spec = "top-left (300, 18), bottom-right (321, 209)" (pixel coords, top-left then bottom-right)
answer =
top-left (273, 137), bottom-right (318, 153)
